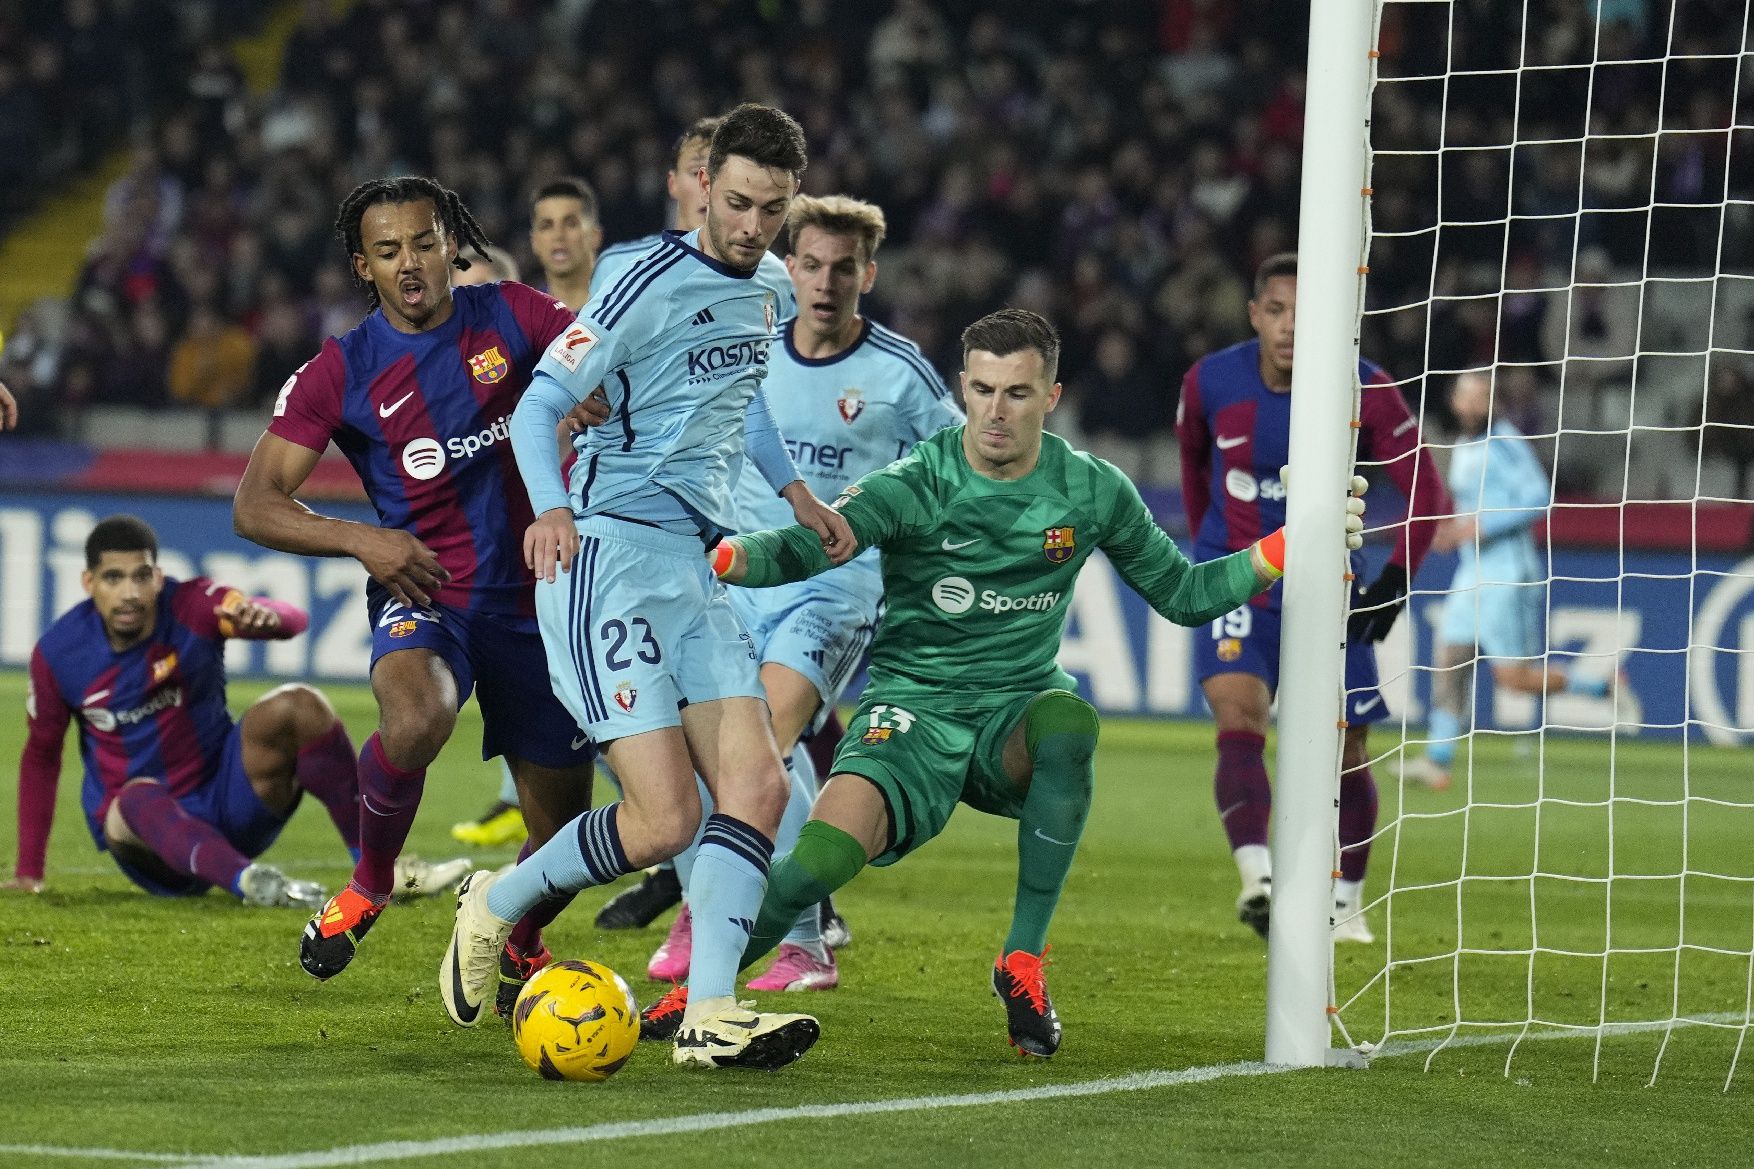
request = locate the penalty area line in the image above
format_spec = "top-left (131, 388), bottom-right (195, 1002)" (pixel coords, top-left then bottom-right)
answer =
top-left (154, 1061), bottom-right (1287, 1169)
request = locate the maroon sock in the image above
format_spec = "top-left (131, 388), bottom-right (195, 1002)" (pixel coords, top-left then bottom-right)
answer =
top-left (1339, 763), bottom-right (1379, 882)
top-left (1214, 730), bottom-right (1271, 851)
top-left (506, 834), bottom-right (577, 955)
top-left (353, 732), bottom-right (426, 899)
top-left (297, 720), bottom-right (360, 854)
top-left (806, 709), bottom-right (843, 782)
top-left (115, 782), bottom-right (251, 895)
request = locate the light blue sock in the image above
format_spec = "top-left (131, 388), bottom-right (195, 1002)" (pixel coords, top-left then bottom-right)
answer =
top-left (487, 804), bottom-right (630, 921)
top-left (1566, 673), bottom-right (1610, 698)
top-left (686, 813), bottom-right (774, 1000)
top-left (1428, 708), bottom-right (1461, 768)
top-left (497, 760), bottom-right (520, 807)
top-left (779, 751), bottom-right (823, 947)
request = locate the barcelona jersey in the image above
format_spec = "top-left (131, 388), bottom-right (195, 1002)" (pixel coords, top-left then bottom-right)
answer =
top-left (269, 282), bottom-right (577, 618)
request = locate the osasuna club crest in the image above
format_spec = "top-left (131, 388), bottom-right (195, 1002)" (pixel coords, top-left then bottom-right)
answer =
top-left (613, 680), bottom-right (637, 713)
top-left (468, 346), bottom-right (508, 384)
top-left (1042, 526), bottom-right (1076, 564)
top-left (838, 387), bottom-right (865, 424)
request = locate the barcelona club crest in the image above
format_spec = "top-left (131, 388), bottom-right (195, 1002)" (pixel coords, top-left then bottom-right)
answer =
top-left (838, 387), bottom-right (865, 424)
top-left (613, 680), bottom-right (638, 714)
top-left (861, 726), bottom-right (892, 745)
top-left (468, 346), bottom-right (508, 384)
top-left (150, 651), bottom-right (179, 685)
top-left (388, 620), bottom-right (418, 639)
top-left (1042, 526), bottom-right (1076, 564)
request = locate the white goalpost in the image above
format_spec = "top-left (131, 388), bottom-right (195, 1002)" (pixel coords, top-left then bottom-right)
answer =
top-left (1275, 0), bottom-right (1754, 1085)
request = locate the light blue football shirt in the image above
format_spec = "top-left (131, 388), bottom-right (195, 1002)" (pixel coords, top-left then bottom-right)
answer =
top-left (594, 231), bottom-right (799, 315)
top-left (731, 317), bottom-right (963, 601)
top-left (514, 229), bottom-right (793, 534)
top-left (589, 232), bottom-right (665, 299)
top-left (1448, 418), bottom-right (1550, 588)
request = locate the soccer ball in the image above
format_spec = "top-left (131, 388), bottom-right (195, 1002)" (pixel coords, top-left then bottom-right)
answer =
top-left (511, 959), bottom-right (639, 1081)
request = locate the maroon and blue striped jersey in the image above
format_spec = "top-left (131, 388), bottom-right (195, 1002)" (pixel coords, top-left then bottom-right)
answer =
top-left (269, 282), bottom-right (577, 618)
top-left (17, 579), bottom-right (303, 877)
top-left (1177, 338), bottom-right (1449, 593)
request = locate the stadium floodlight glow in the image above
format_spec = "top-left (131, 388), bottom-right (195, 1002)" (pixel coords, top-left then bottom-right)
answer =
top-left (1316, 0), bottom-right (1754, 1088)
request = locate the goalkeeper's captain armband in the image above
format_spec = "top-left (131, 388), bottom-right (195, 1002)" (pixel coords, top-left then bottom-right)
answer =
top-left (1252, 528), bottom-right (1287, 581)
top-left (710, 541), bottom-right (737, 580)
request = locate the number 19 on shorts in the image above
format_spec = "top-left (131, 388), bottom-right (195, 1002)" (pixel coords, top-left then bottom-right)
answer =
top-left (1211, 608), bottom-right (1250, 664)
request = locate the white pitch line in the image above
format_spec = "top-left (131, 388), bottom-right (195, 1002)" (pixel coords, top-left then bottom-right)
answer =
top-left (0, 1146), bottom-right (185, 1163)
top-left (157, 1061), bottom-right (1284, 1169)
top-left (21, 1015), bottom-right (1750, 1169)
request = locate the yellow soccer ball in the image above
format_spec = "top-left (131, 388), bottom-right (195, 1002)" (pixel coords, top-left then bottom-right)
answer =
top-left (511, 959), bottom-right (639, 1081)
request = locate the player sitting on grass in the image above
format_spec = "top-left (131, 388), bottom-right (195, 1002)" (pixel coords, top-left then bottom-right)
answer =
top-left (7, 516), bottom-right (356, 906)
top-left (638, 309), bottom-right (1368, 1057)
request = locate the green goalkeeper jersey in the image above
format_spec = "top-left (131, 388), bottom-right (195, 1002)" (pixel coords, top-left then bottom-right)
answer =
top-left (737, 426), bottom-right (1268, 699)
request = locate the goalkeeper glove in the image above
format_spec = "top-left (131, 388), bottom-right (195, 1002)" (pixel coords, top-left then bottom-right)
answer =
top-left (1348, 562), bottom-right (1408, 643)
top-left (1251, 474), bottom-right (1368, 580)
top-left (709, 540), bottom-right (741, 581)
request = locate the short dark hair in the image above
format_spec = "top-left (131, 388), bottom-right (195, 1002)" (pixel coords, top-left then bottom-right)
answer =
top-left (334, 176), bottom-right (495, 308)
top-left (530, 176), bottom-right (598, 223)
top-left (674, 116), bottom-right (726, 168)
top-left (86, 515), bottom-right (157, 569)
top-left (1253, 252), bottom-right (1298, 296)
top-left (707, 103), bottom-right (808, 182)
top-left (961, 308), bottom-right (1061, 383)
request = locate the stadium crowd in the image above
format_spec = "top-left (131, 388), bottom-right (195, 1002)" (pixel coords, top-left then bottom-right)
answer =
top-left (0, 0), bottom-right (1747, 493)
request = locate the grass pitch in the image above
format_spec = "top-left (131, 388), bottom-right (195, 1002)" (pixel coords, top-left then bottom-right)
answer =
top-left (0, 672), bottom-right (1746, 1168)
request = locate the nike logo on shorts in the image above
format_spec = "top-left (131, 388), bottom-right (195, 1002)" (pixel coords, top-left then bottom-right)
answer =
top-left (1216, 434), bottom-right (1248, 450)
top-left (1354, 695), bottom-right (1383, 714)
top-left (570, 734), bottom-right (590, 751)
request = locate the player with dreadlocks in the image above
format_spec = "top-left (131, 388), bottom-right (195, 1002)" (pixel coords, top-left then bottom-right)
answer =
top-left (235, 176), bottom-right (610, 1000)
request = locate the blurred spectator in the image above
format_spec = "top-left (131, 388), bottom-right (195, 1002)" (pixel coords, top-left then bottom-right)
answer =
top-left (0, 0), bottom-right (1736, 500)
top-left (1077, 328), bottom-right (1176, 485)
top-left (167, 304), bottom-right (257, 408)
top-left (1697, 361), bottom-right (1754, 498)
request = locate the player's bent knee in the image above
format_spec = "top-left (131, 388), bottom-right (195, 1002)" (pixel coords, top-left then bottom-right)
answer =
top-left (252, 683), bottom-right (335, 741)
top-left (1025, 690), bottom-right (1100, 758)
top-left (105, 778), bottom-right (162, 844)
top-left (376, 696), bottom-right (455, 764)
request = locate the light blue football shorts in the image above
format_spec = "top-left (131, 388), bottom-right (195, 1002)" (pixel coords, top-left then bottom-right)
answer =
top-left (1439, 579), bottom-right (1544, 661)
top-left (727, 578), bottom-right (877, 737)
top-left (535, 515), bottom-right (762, 743)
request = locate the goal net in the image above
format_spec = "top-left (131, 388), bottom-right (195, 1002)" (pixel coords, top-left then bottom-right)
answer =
top-left (1329, 0), bottom-right (1754, 1085)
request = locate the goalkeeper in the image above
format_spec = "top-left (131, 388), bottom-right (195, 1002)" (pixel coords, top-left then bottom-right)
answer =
top-left (641, 309), bottom-right (1366, 1059)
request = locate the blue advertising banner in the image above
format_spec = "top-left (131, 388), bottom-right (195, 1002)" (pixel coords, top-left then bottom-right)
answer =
top-left (3, 490), bottom-right (1749, 742)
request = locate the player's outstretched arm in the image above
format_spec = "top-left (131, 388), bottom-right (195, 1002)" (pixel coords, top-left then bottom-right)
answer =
top-left (511, 374), bottom-right (582, 583)
top-left (10, 649), bottom-right (70, 893)
top-left (1105, 469), bottom-right (1365, 627)
top-left (744, 388), bottom-right (857, 564)
top-left (234, 432), bottom-right (449, 608)
top-left (709, 523), bottom-right (847, 588)
top-left (213, 590), bottom-right (310, 640)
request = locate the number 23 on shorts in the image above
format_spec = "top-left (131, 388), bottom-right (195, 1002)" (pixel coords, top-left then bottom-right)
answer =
top-left (599, 617), bottom-right (661, 670)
